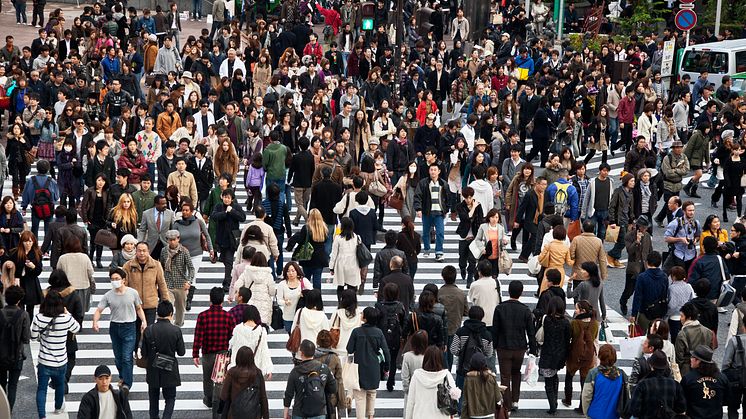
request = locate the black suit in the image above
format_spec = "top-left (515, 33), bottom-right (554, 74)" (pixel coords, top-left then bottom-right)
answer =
top-left (401, 78), bottom-right (425, 106)
top-left (427, 70), bottom-right (450, 104)
top-left (187, 157), bottom-right (214, 208)
top-left (58, 38), bottom-right (78, 60)
top-left (30, 38), bottom-right (49, 60)
top-left (515, 189), bottom-right (542, 259)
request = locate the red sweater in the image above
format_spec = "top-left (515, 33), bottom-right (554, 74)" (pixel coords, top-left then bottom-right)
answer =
top-left (617, 96), bottom-right (636, 124)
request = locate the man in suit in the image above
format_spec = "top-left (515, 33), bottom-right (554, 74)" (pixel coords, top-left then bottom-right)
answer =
top-left (518, 83), bottom-right (542, 142)
top-left (58, 30), bottom-right (78, 61)
top-left (30, 28), bottom-right (49, 60)
top-left (188, 144), bottom-right (214, 211)
top-left (427, 60), bottom-right (450, 106)
top-left (138, 195), bottom-right (175, 258)
top-left (514, 176), bottom-right (548, 262)
top-left (331, 101), bottom-right (354, 140)
top-left (401, 70), bottom-right (425, 106)
top-left (192, 99), bottom-right (215, 139)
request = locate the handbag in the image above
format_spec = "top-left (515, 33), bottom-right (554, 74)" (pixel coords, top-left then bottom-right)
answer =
top-left (342, 356), bottom-right (361, 391)
top-left (329, 314), bottom-right (341, 348)
top-left (527, 254), bottom-right (541, 275)
top-left (355, 237), bottom-right (373, 268)
top-left (94, 229), bottom-right (119, 248)
top-left (388, 188), bottom-right (404, 210)
top-left (25, 146), bottom-right (38, 166)
top-left (200, 230), bottom-right (210, 252)
top-left (286, 308), bottom-right (303, 353)
top-left (368, 171), bottom-right (388, 197)
top-left (271, 300), bottom-right (284, 331)
top-left (211, 351), bottom-right (231, 384)
top-left (568, 219), bottom-right (582, 240)
top-left (498, 244), bottom-right (512, 275)
top-left (292, 228), bottom-right (314, 262)
top-left (436, 376), bottom-right (459, 415)
top-left (535, 315), bottom-right (546, 345)
top-left (717, 255), bottom-right (736, 307)
top-left (153, 353), bottom-right (177, 372)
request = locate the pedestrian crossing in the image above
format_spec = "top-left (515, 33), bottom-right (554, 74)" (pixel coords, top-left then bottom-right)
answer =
top-left (19, 146), bottom-right (649, 419)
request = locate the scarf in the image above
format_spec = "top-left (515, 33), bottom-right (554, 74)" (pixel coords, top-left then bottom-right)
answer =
top-left (597, 365), bottom-right (621, 380)
top-left (640, 181), bottom-right (651, 199)
top-left (121, 246), bottom-right (136, 262)
top-left (163, 244), bottom-right (188, 272)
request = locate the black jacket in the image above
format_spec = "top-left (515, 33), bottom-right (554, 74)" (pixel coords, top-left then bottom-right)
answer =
top-left (309, 179), bottom-right (343, 225)
top-left (379, 270), bottom-right (415, 311)
top-left (516, 189), bottom-right (541, 232)
top-left (346, 324), bottom-right (390, 390)
top-left (533, 286), bottom-right (566, 320)
top-left (141, 318), bottom-right (185, 388)
top-left (537, 314), bottom-right (571, 370)
top-left (211, 202), bottom-right (247, 250)
top-left (287, 150), bottom-right (315, 188)
top-left (287, 225), bottom-right (329, 270)
top-left (455, 200), bottom-right (484, 238)
top-left (426, 70), bottom-right (450, 103)
top-left (492, 299), bottom-right (538, 354)
top-left (85, 155), bottom-right (116, 188)
top-left (518, 94), bottom-right (541, 129)
top-left (403, 310), bottom-right (444, 348)
top-left (413, 177), bottom-right (449, 216)
top-left (386, 139), bottom-right (416, 174)
top-left (77, 385), bottom-right (133, 419)
top-left (187, 156), bottom-right (215, 203)
top-left (350, 206), bottom-right (377, 248)
top-left (452, 319), bottom-right (494, 375)
top-left (373, 246), bottom-right (408, 287)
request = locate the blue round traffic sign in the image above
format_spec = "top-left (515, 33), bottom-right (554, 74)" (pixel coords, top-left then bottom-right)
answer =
top-left (675, 9), bottom-right (697, 31)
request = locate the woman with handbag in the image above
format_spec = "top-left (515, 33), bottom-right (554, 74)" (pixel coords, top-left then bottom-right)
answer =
top-left (350, 191), bottom-right (377, 293)
top-left (537, 296), bottom-right (571, 415)
top-left (538, 225), bottom-right (575, 294)
top-left (12, 230), bottom-right (43, 320)
top-left (80, 174), bottom-right (111, 267)
top-left (405, 345), bottom-right (458, 419)
top-left (403, 291), bottom-right (445, 349)
top-left (275, 261), bottom-right (312, 333)
top-left (234, 253), bottom-right (276, 327)
top-left (288, 289), bottom-right (330, 358)
top-left (56, 139), bottom-right (82, 209)
top-left (505, 163), bottom-right (536, 249)
top-left (331, 289), bottom-right (363, 359)
top-left (396, 216), bottom-right (422, 281)
top-left (286, 209), bottom-right (329, 289)
top-left (473, 208), bottom-right (509, 278)
top-left (563, 300), bottom-right (599, 412)
top-left (330, 217), bottom-right (363, 298)
top-left (392, 161), bottom-right (419, 219)
top-left (174, 201), bottom-right (213, 310)
top-left (346, 306), bottom-right (391, 419)
top-left (6, 122), bottom-right (32, 199)
top-left (107, 193), bottom-right (138, 267)
top-left (0, 196), bottom-right (25, 251)
top-left (220, 346), bottom-right (270, 419)
top-left (228, 305), bottom-right (273, 378)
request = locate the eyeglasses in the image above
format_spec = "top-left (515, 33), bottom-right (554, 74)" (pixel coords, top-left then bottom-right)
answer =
top-left (65, 109), bottom-right (73, 112)
top-left (76, 121), bottom-right (85, 125)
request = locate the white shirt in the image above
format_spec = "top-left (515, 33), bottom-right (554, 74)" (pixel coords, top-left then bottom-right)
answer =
top-left (461, 124), bottom-right (475, 150)
top-left (98, 390), bottom-right (117, 419)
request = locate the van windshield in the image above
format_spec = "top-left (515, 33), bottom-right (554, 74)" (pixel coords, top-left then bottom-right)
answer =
top-left (682, 51), bottom-right (728, 74)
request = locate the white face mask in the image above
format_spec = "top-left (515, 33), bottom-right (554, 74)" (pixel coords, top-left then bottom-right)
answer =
top-left (376, 159), bottom-right (384, 165)
top-left (64, 146), bottom-right (73, 152)
top-left (111, 280), bottom-right (122, 289)
top-left (409, 166), bottom-right (417, 174)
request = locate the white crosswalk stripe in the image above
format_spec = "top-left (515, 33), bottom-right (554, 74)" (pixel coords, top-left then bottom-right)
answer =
top-left (21, 146), bottom-right (642, 418)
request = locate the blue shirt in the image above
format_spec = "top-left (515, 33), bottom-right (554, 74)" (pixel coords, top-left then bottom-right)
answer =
top-left (664, 216), bottom-right (700, 262)
top-left (22, 175), bottom-right (60, 212)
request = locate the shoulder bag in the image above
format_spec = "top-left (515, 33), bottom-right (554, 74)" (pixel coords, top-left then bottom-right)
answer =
top-left (436, 376), bottom-right (459, 415)
top-left (355, 236), bottom-right (373, 268)
top-left (535, 315), bottom-right (546, 346)
top-left (329, 313), bottom-right (341, 348)
top-left (286, 308), bottom-right (303, 353)
top-left (368, 170), bottom-right (389, 197)
top-left (94, 229), bottom-right (119, 249)
top-left (717, 255), bottom-right (736, 308)
top-left (292, 227), bottom-right (314, 262)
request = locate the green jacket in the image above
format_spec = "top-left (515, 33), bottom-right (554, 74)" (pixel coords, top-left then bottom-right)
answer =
top-left (675, 320), bottom-right (714, 376)
top-left (132, 188), bottom-right (157, 223)
top-left (461, 371), bottom-right (503, 419)
top-left (263, 142), bottom-right (289, 180)
top-left (683, 129), bottom-right (710, 167)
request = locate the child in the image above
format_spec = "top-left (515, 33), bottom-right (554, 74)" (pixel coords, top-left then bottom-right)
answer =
top-left (245, 153), bottom-right (265, 209)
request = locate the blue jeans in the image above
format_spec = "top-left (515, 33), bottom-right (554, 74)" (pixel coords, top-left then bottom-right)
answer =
top-left (36, 363), bottom-right (66, 418)
top-left (306, 267), bottom-right (323, 289)
top-left (324, 223), bottom-right (335, 256)
top-left (192, 0), bottom-right (203, 18)
top-left (591, 210), bottom-right (609, 241)
top-left (31, 214), bottom-right (52, 240)
top-left (110, 321), bottom-right (136, 388)
top-left (147, 163), bottom-right (156, 190)
top-left (284, 320), bottom-right (293, 334)
top-left (609, 117), bottom-right (619, 150)
top-left (265, 178), bottom-right (286, 204)
top-left (422, 214), bottom-right (445, 254)
top-left (14, 2), bottom-right (26, 23)
top-left (342, 51), bottom-right (350, 76)
top-left (270, 232), bottom-right (284, 277)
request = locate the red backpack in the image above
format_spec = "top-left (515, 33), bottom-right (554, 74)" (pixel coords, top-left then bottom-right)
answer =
top-left (31, 177), bottom-right (54, 219)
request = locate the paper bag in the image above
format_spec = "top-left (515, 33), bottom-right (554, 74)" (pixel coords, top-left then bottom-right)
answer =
top-left (605, 226), bottom-right (620, 243)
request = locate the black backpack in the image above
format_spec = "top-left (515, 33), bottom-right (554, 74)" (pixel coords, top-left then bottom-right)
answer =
top-left (300, 368), bottom-right (327, 417)
top-left (31, 177), bottom-right (54, 219)
top-left (458, 331), bottom-right (485, 376)
top-left (724, 336), bottom-right (746, 389)
top-left (231, 377), bottom-right (262, 419)
top-left (378, 302), bottom-right (403, 349)
top-left (0, 309), bottom-right (25, 369)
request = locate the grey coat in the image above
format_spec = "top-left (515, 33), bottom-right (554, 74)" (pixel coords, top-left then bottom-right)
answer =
top-left (138, 208), bottom-right (175, 251)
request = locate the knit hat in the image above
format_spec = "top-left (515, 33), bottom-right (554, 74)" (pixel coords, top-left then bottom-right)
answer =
top-left (120, 234), bottom-right (137, 247)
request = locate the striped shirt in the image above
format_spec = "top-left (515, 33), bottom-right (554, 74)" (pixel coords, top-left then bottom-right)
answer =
top-left (30, 313), bottom-right (81, 368)
top-left (429, 181), bottom-right (442, 214)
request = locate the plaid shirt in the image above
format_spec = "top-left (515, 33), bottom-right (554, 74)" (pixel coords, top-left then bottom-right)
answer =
top-left (628, 373), bottom-right (686, 419)
top-left (160, 246), bottom-right (194, 289)
top-left (192, 305), bottom-right (235, 358)
top-left (228, 303), bottom-right (249, 326)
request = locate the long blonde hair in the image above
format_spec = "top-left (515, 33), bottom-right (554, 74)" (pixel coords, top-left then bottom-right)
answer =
top-left (307, 209), bottom-right (328, 242)
top-left (1, 260), bottom-right (15, 293)
top-left (111, 193), bottom-right (138, 232)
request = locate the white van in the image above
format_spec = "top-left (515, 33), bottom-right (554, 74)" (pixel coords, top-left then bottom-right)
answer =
top-left (679, 39), bottom-right (746, 90)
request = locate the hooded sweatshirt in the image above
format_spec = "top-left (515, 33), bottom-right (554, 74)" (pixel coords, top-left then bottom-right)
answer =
top-left (292, 308), bottom-right (331, 355)
top-left (405, 369), bottom-right (459, 419)
top-left (468, 179), bottom-right (495, 214)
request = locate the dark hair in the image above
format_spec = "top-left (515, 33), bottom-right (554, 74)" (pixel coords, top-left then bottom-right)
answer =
top-left (242, 305), bottom-right (262, 324)
top-left (4, 285), bottom-right (24, 306)
top-left (546, 268), bottom-right (561, 285)
top-left (422, 345), bottom-right (444, 372)
top-left (468, 305), bottom-right (484, 321)
top-left (362, 306), bottom-right (379, 324)
top-left (680, 302), bottom-right (699, 320)
top-left (646, 251), bottom-right (662, 267)
top-left (237, 287), bottom-right (252, 304)
top-left (382, 282), bottom-right (399, 301)
top-left (702, 235), bottom-right (718, 254)
top-left (508, 280), bottom-right (523, 299)
top-left (410, 330), bottom-right (429, 355)
top-left (40, 290), bottom-right (65, 317)
top-left (233, 346), bottom-right (260, 385)
top-left (442, 265), bottom-right (457, 285)
top-left (303, 289), bottom-right (324, 311)
top-left (282, 261), bottom-right (304, 281)
top-left (647, 333), bottom-right (664, 351)
top-left (693, 278), bottom-right (711, 298)
top-left (241, 246), bottom-right (256, 261)
top-left (250, 252), bottom-right (268, 267)
top-left (477, 259), bottom-right (493, 278)
top-left (157, 300), bottom-right (174, 318)
top-left (339, 289), bottom-right (358, 318)
top-left (581, 261), bottom-right (601, 287)
top-left (552, 225), bottom-right (567, 241)
top-left (209, 287), bottom-right (225, 305)
top-left (598, 344), bottom-right (617, 367)
top-left (582, 219), bottom-right (596, 233)
top-left (418, 291), bottom-right (436, 313)
top-left (48, 269), bottom-right (72, 289)
top-left (339, 217), bottom-right (354, 240)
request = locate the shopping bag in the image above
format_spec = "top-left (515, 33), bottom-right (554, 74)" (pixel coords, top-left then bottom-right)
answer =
top-left (619, 336), bottom-right (645, 359)
top-left (522, 354), bottom-right (538, 386)
top-left (527, 254), bottom-right (541, 275)
top-left (342, 357), bottom-right (361, 391)
top-left (498, 247), bottom-right (513, 275)
top-left (469, 239), bottom-right (485, 259)
top-left (211, 352), bottom-right (231, 384)
top-left (604, 225), bottom-right (620, 243)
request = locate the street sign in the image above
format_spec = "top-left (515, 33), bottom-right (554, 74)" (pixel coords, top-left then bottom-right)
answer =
top-left (661, 39), bottom-right (675, 77)
top-left (675, 9), bottom-right (697, 31)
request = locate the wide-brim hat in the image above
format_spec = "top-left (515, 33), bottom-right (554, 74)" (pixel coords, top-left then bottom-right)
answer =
top-left (691, 345), bottom-right (714, 364)
top-left (475, 138), bottom-right (488, 146)
top-left (181, 71), bottom-right (193, 79)
top-left (671, 140), bottom-right (684, 148)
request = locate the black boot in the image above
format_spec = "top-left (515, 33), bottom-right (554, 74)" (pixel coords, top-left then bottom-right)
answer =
top-left (683, 181), bottom-right (693, 197)
top-left (690, 184), bottom-right (702, 198)
top-left (186, 286), bottom-right (195, 311)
